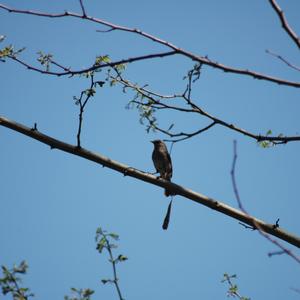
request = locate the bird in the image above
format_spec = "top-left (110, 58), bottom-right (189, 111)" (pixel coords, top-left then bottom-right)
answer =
top-left (151, 139), bottom-right (174, 230)
top-left (151, 140), bottom-right (173, 197)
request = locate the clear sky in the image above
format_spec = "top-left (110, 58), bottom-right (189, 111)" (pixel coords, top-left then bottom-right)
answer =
top-left (1, 1), bottom-right (300, 299)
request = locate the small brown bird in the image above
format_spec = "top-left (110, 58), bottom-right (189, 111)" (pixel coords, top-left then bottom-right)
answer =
top-left (151, 140), bottom-right (173, 197)
top-left (151, 139), bottom-right (174, 230)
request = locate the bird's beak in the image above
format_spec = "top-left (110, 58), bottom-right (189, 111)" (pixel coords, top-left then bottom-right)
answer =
top-left (151, 140), bottom-right (155, 144)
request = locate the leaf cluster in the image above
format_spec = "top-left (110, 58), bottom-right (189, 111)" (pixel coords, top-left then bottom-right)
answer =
top-left (0, 261), bottom-right (33, 300)
top-left (0, 36), bottom-right (25, 62)
top-left (64, 288), bottom-right (94, 300)
top-left (258, 130), bottom-right (285, 148)
top-left (222, 273), bottom-right (250, 300)
top-left (95, 227), bottom-right (128, 289)
top-left (37, 51), bottom-right (53, 71)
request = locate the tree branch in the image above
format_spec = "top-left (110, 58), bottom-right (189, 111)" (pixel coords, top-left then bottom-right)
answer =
top-left (268, 0), bottom-right (300, 49)
top-left (74, 74), bottom-right (98, 148)
top-left (231, 140), bottom-right (300, 263)
top-left (1, 115), bottom-right (300, 248)
top-left (8, 51), bottom-right (177, 76)
top-left (266, 49), bottom-right (300, 72)
top-left (156, 122), bottom-right (217, 143)
top-left (112, 73), bottom-right (300, 144)
top-left (1, 3), bottom-right (300, 87)
top-left (78, 0), bottom-right (87, 17)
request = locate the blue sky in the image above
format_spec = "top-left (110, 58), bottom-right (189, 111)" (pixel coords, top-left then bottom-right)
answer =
top-left (1, 1), bottom-right (300, 299)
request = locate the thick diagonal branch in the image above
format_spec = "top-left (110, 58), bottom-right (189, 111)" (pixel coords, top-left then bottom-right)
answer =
top-left (1, 115), bottom-right (299, 248)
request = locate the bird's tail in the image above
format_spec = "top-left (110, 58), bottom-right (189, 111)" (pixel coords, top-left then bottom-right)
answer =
top-left (162, 200), bottom-right (173, 230)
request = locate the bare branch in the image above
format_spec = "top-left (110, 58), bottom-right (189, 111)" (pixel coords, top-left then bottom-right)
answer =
top-left (113, 73), bottom-right (300, 144)
top-left (50, 59), bottom-right (72, 72)
top-left (96, 28), bottom-right (115, 33)
top-left (75, 74), bottom-right (96, 147)
top-left (1, 3), bottom-right (300, 87)
top-left (268, 250), bottom-right (285, 257)
top-left (268, 0), bottom-right (300, 49)
top-left (231, 140), bottom-right (300, 263)
top-left (78, 0), bottom-right (87, 17)
top-left (238, 222), bottom-right (256, 230)
top-left (8, 51), bottom-right (177, 76)
top-left (266, 49), bottom-right (300, 71)
top-left (156, 122), bottom-right (217, 143)
top-left (1, 115), bottom-right (300, 248)
top-left (222, 273), bottom-right (248, 300)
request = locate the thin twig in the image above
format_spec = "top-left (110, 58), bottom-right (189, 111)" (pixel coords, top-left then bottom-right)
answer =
top-left (238, 222), bottom-right (256, 230)
top-left (96, 229), bottom-right (125, 300)
top-left (106, 239), bottom-right (124, 300)
top-left (268, 250), bottom-right (285, 257)
top-left (112, 73), bottom-right (300, 144)
top-left (158, 122), bottom-right (217, 143)
top-left (78, 0), bottom-right (86, 17)
top-left (96, 28), bottom-right (115, 33)
top-left (266, 49), bottom-right (300, 71)
top-left (76, 74), bottom-right (95, 147)
top-left (50, 59), bottom-right (71, 72)
top-left (222, 274), bottom-right (246, 300)
top-left (230, 140), bottom-right (300, 263)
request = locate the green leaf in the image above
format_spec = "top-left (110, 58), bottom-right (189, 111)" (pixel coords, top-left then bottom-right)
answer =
top-left (0, 45), bottom-right (13, 58)
top-left (108, 233), bottom-right (119, 240)
top-left (36, 51), bottom-right (53, 71)
top-left (258, 140), bottom-right (272, 148)
top-left (82, 288), bottom-right (94, 297)
top-left (1, 265), bottom-right (8, 272)
top-left (229, 284), bottom-right (238, 294)
top-left (96, 237), bottom-right (106, 253)
top-left (95, 55), bottom-right (111, 66)
top-left (2, 286), bottom-right (13, 295)
top-left (101, 55), bottom-right (110, 63)
top-left (110, 79), bottom-right (117, 86)
top-left (85, 88), bottom-right (96, 97)
top-left (95, 227), bottom-right (103, 236)
top-left (114, 63), bottom-right (126, 72)
top-left (117, 255), bottom-right (128, 262)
